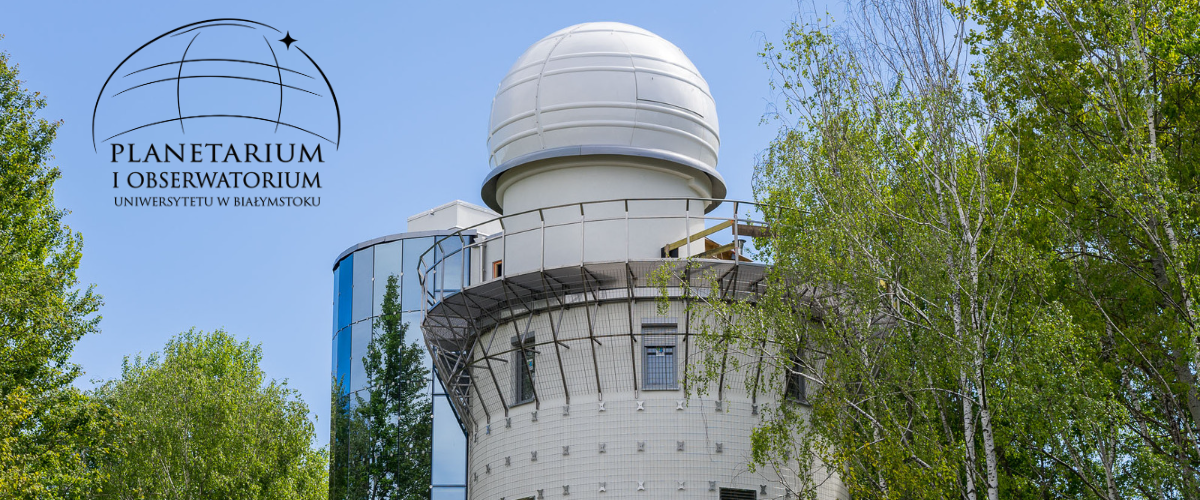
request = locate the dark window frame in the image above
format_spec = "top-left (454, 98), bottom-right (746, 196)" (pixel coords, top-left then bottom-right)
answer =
top-left (784, 350), bottom-right (808, 404)
top-left (642, 320), bottom-right (679, 391)
top-left (511, 333), bottom-right (536, 406)
top-left (719, 487), bottom-right (758, 500)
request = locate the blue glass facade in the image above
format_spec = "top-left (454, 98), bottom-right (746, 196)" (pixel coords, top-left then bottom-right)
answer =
top-left (331, 231), bottom-right (470, 500)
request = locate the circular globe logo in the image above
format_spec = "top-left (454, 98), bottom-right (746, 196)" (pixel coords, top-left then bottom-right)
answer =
top-left (92, 19), bottom-right (340, 153)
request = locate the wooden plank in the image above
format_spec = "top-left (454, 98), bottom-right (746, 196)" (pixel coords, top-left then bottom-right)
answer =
top-left (662, 219), bottom-right (734, 253)
top-left (736, 223), bottom-right (772, 239)
top-left (696, 242), bottom-right (736, 259)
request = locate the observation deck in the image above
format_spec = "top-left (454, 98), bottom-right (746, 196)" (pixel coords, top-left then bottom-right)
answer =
top-left (418, 198), bottom-right (779, 431)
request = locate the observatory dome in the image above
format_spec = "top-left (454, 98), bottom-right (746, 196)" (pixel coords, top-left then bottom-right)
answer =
top-left (483, 22), bottom-right (724, 208)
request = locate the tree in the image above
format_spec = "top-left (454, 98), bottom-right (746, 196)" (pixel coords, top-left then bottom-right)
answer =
top-left (747, 0), bottom-right (1038, 495)
top-left (93, 329), bottom-right (328, 500)
top-left (723, 0), bottom-right (1199, 498)
top-left (349, 274), bottom-right (432, 500)
top-left (328, 376), bottom-right (353, 500)
top-left (0, 41), bottom-right (113, 498)
top-left (688, 0), bottom-right (1116, 498)
top-left (972, 0), bottom-right (1200, 497)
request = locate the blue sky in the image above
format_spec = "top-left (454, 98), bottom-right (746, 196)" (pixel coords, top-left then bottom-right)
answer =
top-left (1, 0), bottom-right (820, 446)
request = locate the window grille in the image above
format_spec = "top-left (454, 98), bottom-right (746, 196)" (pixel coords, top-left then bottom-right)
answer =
top-left (511, 333), bottom-right (535, 405)
top-left (642, 322), bottom-right (678, 390)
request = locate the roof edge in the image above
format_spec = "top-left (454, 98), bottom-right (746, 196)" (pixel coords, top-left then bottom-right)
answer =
top-left (333, 229), bottom-right (477, 270)
top-left (480, 145), bottom-right (726, 214)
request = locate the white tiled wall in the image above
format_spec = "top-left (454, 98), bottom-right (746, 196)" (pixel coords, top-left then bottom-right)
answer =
top-left (465, 300), bottom-right (847, 500)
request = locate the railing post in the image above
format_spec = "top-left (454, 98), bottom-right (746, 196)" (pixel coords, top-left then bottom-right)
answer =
top-left (432, 240), bottom-right (440, 305)
top-left (732, 201), bottom-right (740, 259)
top-left (540, 208), bottom-right (546, 273)
top-left (456, 233), bottom-right (465, 296)
top-left (500, 217), bottom-right (507, 280)
top-left (624, 199), bottom-right (630, 263)
top-left (579, 202), bottom-right (586, 266)
top-left (684, 199), bottom-right (692, 259)
top-left (480, 237), bottom-right (486, 285)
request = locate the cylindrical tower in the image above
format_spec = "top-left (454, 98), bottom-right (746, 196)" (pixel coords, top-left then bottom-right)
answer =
top-left (420, 22), bottom-right (846, 500)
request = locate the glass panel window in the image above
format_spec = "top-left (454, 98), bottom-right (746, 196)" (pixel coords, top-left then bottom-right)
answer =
top-left (431, 396), bottom-right (467, 484)
top-left (642, 322), bottom-right (678, 390)
top-left (402, 311), bottom-right (429, 376)
top-left (403, 237), bottom-right (431, 312)
top-left (435, 238), bottom-right (466, 300)
top-left (511, 334), bottom-right (535, 406)
top-left (350, 322), bottom-right (371, 393)
top-left (431, 487), bottom-right (468, 500)
top-left (332, 266), bottom-right (339, 335)
top-left (337, 255), bottom-right (353, 331)
top-left (373, 241), bottom-right (402, 317)
top-left (334, 329), bottom-right (351, 394)
top-left (352, 247), bottom-right (374, 323)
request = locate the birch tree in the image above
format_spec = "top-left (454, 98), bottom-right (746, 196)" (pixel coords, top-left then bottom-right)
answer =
top-left (973, 0), bottom-right (1200, 496)
top-left (728, 0), bottom-right (1082, 497)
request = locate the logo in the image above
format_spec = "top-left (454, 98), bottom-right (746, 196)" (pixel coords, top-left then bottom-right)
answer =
top-left (94, 19), bottom-right (340, 208)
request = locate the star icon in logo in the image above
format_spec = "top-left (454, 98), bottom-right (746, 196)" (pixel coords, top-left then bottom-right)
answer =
top-left (279, 31), bottom-right (297, 49)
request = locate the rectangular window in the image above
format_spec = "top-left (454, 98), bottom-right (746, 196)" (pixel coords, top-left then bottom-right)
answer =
top-left (642, 321), bottom-right (678, 390)
top-left (785, 351), bottom-right (807, 403)
top-left (720, 488), bottom-right (758, 500)
top-left (492, 260), bottom-right (503, 279)
top-left (511, 333), bottom-right (535, 405)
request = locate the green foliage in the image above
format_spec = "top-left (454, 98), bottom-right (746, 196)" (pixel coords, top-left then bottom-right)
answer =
top-left (750, 1), bottom-right (1043, 495)
top-left (93, 329), bottom-right (328, 500)
top-left (328, 377), bottom-right (354, 500)
top-left (330, 275), bottom-right (431, 500)
top-left (972, 0), bottom-right (1200, 496)
top-left (730, 0), bottom-right (1200, 498)
top-left (0, 41), bottom-right (113, 498)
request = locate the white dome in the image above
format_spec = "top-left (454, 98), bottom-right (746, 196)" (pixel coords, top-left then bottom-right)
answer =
top-left (483, 22), bottom-right (724, 208)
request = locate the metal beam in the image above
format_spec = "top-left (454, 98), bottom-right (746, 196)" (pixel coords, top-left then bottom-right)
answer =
top-left (750, 339), bottom-right (766, 404)
top-left (541, 272), bottom-right (571, 405)
top-left (579, 266), bottom-right (605, 399)
top-left (682, 264), bottom-right (692, 394)
top-left (469, 373), bottom-right (491, 425)
top-left (625, 262), bottom-right (640, 396)
top-left (715, 265), bottom-right (739, 402)
top-left (480, 345), bottom-right (509, 417)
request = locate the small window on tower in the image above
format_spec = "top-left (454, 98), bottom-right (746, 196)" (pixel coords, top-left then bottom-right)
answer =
top-left (511, 333), bottom-right (535, 406)
top-left (785, 351), bottom-right (807, 403)
top-left (642, 321), bottom-right (678, 390)
top-left (719, 487), bottom-right (758, 500)
top-left (492, 260), bottom-right (503, 279)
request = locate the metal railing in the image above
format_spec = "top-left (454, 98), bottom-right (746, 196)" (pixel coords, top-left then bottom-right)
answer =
top-left (416, 197), bottom-right (779, 315)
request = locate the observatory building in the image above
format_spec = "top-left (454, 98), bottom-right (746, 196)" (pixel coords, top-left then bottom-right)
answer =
top-left (332, 22), bottom-right (846, 500)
